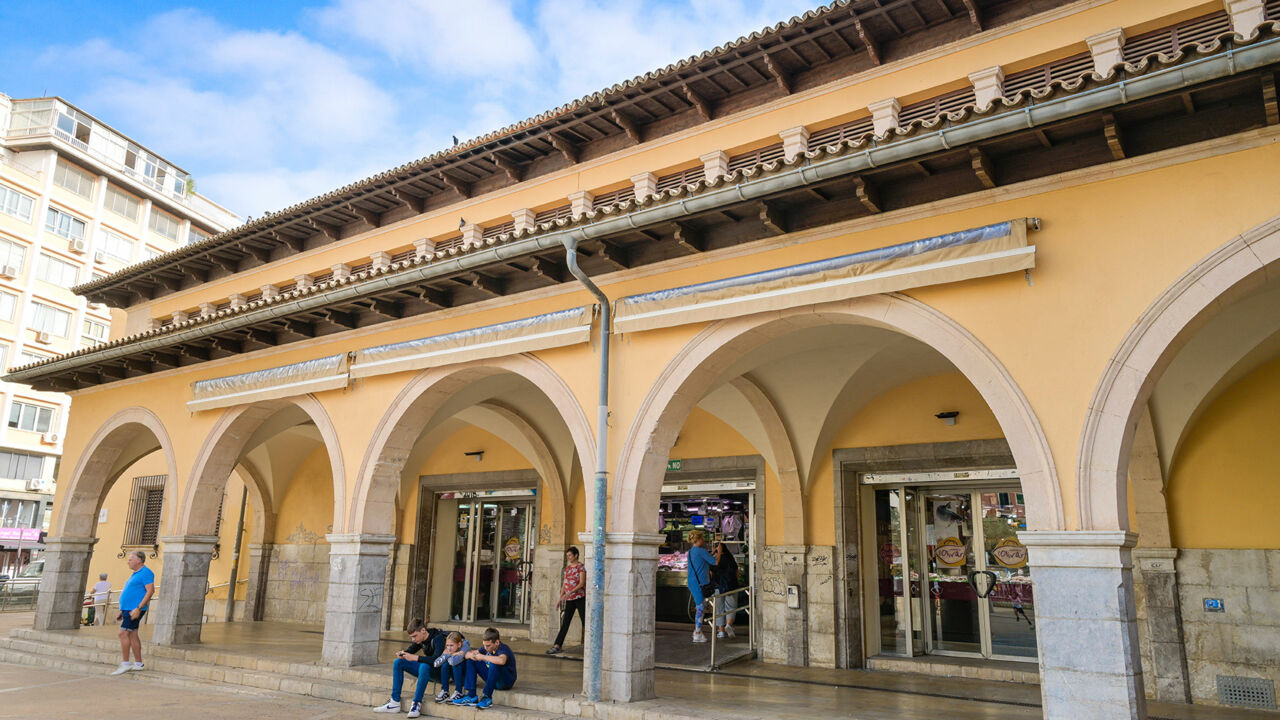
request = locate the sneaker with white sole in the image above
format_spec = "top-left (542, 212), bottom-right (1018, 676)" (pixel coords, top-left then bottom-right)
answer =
top-left (434, 689), bottom-right (450, 703)
top-left (372, 699), bottom-right (401, 713)
top-left (447, 691), bottom-right (466, 704)
top-left (692, 632), bottom-right (708, 643)
top-left (132, 662), bottom-right (144, 671)
top-left (724, 625), bottom-right (736, 638)
top-left (406, 701), bottom-right (421, 718)
top-left (110, 662), bottom-right (132, 676)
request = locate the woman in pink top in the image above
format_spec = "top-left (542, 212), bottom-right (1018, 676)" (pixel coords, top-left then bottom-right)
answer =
top-left (545, 547), bottom-right (585, 655)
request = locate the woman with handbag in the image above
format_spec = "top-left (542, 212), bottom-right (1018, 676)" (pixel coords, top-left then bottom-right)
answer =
top-left (712, 542), bottom-right (739, 639)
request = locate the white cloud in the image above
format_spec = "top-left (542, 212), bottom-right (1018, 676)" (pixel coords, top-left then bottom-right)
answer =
top-left (315, 0), bottom-right (538, 78)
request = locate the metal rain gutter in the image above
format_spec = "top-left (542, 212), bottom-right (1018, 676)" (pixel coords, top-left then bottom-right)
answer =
top-left (10, 33), bottom-right (1279, 386)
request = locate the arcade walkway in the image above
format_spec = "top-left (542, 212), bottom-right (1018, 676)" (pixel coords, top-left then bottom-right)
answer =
top-left (0, 617), bottom-right (1274, 720)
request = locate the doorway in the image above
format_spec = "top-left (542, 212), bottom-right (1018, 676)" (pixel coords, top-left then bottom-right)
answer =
top-left (430, 490), bottom-right (537, 625)
top-left (862, 468), bottom-right (1036, 662)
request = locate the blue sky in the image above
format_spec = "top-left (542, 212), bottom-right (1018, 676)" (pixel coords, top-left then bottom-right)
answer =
top-left (1, 1), bottom-right (816, 220)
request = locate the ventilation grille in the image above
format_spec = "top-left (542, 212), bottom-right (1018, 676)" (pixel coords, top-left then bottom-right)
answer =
top-left (1123, 12), bottom-right (1232, 65)
top-left (1217, 675), bottom-right (1277, 710)
top-left (1003, 52), bottom-right (1094, 95)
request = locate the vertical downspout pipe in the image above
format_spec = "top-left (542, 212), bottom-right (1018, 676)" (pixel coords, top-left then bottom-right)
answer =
top-left (563, 237), bottom-right (609, 703)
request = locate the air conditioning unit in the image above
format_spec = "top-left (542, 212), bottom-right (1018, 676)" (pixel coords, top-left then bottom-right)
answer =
top-left (25, 478), bottom-right (49, 492)
top-left (0, 265), bottom-right (16, 279)
top-left (40, 432), bottom-right (59, 445)
top-left (35, 331), bottom-right (52, 344)
top-left (68, 238), bottom-right (87, 254)
top-left (93, 251), bottom-right (107, 264)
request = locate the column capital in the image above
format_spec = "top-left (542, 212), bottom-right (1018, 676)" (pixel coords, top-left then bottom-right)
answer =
top-left (699, 150), bottom-right (729, 179)
top-left (330, 263), bottom-right (352, 280)
top-left (1019, 530), bottom-right (1137, 569)
top-left (228, 293), bottom-right (247, 309)
top-left (1132, 546), bottom-right (1178, 573)
top-left (259, 285), bottom-right (279, 301)
top-left (41, 536), bottom-right (99, 552)
top-left (325, 533), bottom-right (396, 553)
top-left (968, 65), bottom-right (1005, 109)
top-left (159, 534), bottom-right (220, 553)
top-left (369, 251), bottom-right (391, 271)
top-left (413, 238), bottom-right (436, 259)
top-left (171, 310), bottom-right (189, 324)
top-left (778, 126), bottom-right (810, 161)
top-left (568, 190), bottom-right (595, 217)
top-left (1225, 0), bottom-right (1267, 37)
top-left (511, 208), bottom-right (536, 233)
top-left (1086, 27), bottom-right (1126, 76)
top-left (630, 172), bottom-right (658, 200)
top-left (294, 274), bottom-right (314, 290)
top-left (576, 530), bottom-right (666, 546)
top-left (460, 223), bottom-right (483, 249)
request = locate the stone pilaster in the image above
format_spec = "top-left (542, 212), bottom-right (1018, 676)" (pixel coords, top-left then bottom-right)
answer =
top-left (1086, 28), bottom-right (1126, 77)
top-left (243, 543), bottom-right (273, 622)
top-left (413, 238), bottom-right (435, 260)
top-left (778, 126), bottom-right (810, 161)
top-left (581, 531), bottom-right (664, 702)
top-left (369, 251), bottom-right (391, 272)
top-left (568, 190), bottom-right (594, 217)
top-left (1020, 531), bottom-right (1145, 720)
top-left (33, 537), bottom-right (97, 631)
top-left (1226, 0), bottom-right (1267, 37)
top-left (1134, 548), bottom-right (1191, 703)
top-left (511, 208), bottom-right (535, 234)
top-left (321, 534), bottom-right (395, 667)
top-left (759, 546), bottom-right (809, 665)
top-left (699, 150), bottom-right (729, 180)
top-left (530, 544), bottom-right (567, 644)
top-left (152, 535), bottom-right (219, 646)
top-left (630, 172), bottom-right (657, 200)
top-left (868, 98), bottom-right (901, 136)
top-left (968, 66), bottom-right (1005, 109)
top-left (806, 546), bottom-right (838, 668)
top-left (460, 223), bottom-right (483, 249)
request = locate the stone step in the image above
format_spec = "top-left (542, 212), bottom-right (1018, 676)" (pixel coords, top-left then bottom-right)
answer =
top-left (5, 629), bottom-right (599, 719)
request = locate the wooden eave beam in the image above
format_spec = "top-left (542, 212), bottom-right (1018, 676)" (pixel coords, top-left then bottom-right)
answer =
top-left (757, 200), bottom-right (789, 235)
top-left (418, 286), bottom-right (452, 310)
top-left (438, 173), bottom-right (472, 199)
top-left (960, 0), bottom-right (982, 30)
top-left (391, 188), bottom-right (426, 214)
top-left (366, 298), bottom-right (403, 319)
top-left (308, 218), bottom-right (342, 241)
top-left (672, 222), bottom-right (706, 253)
top-left (970, 147), bottom-right (997, 188)
top-left (530, 256), bottom-right (566, 283)
top-left (322, 309), bottom-right (359, 328)
top-left (242, 327), bottom-right (278, 347)
top-left (1102, 113), bottom-right (1125, 161)
top-left (348, 204), bottom-right (382, 228)
top-left (763, 53), bottom-right (793, 95)
top-left (466, 273), bottom-right (506, 297)
top-left (1262, 73), bottom-right (1278, 125)
top-left (280, 318), bottom-right (316, 337)
top-left (681, 83), bottom-right (714, 121)
top-left (595, 241), bottom-right (630, 270)
top-left (97, 364), bottom-right (126, 381)
top-left (236, 242), bottom-right (272, 264)
top-left (210, 336), bottom-right (242, 354)
top-left (853, 15), bottom-right (881, 65)
top-left (177, 343), bottom-right (210, 361)
top-left (853, 176), bottom-right (882, 213)
top-left (121, 357), bottom-right (153, 376)
top-left (491, 153), bottom-right (522, 183)
top-left (610, 109), bottom-right (643, 144)
top-left (548, 134), bottom-right (578, 164)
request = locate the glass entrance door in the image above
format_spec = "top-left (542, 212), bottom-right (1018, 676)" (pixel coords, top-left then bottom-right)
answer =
top-left (448, 498), bottom-right (536, 624)
top-left (869, 480), bottom-right (1035, 661)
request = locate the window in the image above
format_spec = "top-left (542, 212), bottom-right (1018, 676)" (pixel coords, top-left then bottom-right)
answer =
top-left (81, 318), bottom-right (108, 345)
top-left (99, 230), bottom-right (135, 263)
top-left (142, 246), bottom-right (162, 261)
top-left (0, 185), bottom-right (35, 223)
top-left (188, 227), bottom-right (211, 245)
top-left (0, 343), bottom-right (7, 370)
top-left (124, 475), bottom-right (166, 546)
top-left (35, 253), bottom-right (79, 286)
top-left (8, 401), bottom-right (54, 433)
top-left (55, 108), bottom-right (92, 145)
top-left (53, 161), bottom-right (95, 199)
top-left (0, 292), bottom-right (16, 321)
top-left (148, 209), bottom-right (179, 241)
top-left (0, 450), bottom-right (45, 481)
top-left (104, 185), bottom-right (140, 222)
top-left (0, 238), bottom-right (27, 273)
top-left (45, 208), bottom-right (87, 242)
top-left (19, 350), bottom-right (49, 366)
top-left (29, 302), bottom-right (71, 337)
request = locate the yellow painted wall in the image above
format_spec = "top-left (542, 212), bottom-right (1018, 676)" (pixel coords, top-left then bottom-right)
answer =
top-left (272, 446), bottom-right (334, 545)
top-left (810, 372), bottom-right (1005, 545)
top-left (1166, 356), bottom-right (1280, 549)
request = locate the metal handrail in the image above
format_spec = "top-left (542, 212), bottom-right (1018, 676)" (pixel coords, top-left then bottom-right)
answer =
top-left (704, 584), bottom-right (753, 671)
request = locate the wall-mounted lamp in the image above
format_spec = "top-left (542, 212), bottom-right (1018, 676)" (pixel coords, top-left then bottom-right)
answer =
top-left (463, 450), bottom-right (485, 462)
top-left (935, 411), bottom-right (959, 426)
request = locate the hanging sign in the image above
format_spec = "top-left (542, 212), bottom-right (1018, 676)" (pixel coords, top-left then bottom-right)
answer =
top-left (991, 537), bottom-right (1029, 569)
top-left (933, 537), bottom-right (967, 567)
top-left (503, 536), bottom-right (522, 560)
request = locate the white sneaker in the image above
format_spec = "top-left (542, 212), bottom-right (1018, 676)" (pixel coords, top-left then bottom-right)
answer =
top-left (692, 632), bottom-right (708, 644)
top-left (110, 662), bottom-right (132, 676)
top-left (716, 630), bottom-right (725, 638)
top-left (372, 699), bottom-right (401, 713)
top-left (406, 701), bottom-right (421, 718)
top-left (132, 662), bottom-right (145, 671)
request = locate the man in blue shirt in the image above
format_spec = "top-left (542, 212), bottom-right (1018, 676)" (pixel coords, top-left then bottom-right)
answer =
top-left (685, 529), bottom-right (715, 643)
top-left (452, 627), bottom-right (516, 710)
top-left (111, 550), bottom-right (155, 676)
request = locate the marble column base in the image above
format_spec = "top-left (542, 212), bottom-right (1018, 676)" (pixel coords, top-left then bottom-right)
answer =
top-left (33, 537), bottom-right (97, 631)
top-left (580, 531), bottom-right (664, 702)
top-left (152, 535), bottom-right (219, 646)
top-left (243, 543), bottom-right (273, 622)
top-left (321, 534), bottom-right (394, 667)
top-left (1020, 530), bottom-right (1146, 720)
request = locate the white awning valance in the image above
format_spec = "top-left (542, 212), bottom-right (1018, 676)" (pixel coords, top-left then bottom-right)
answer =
top-left (614, 219), bottom-right (1037, 333)
top-left (188, 352), bottom-right (350, 412)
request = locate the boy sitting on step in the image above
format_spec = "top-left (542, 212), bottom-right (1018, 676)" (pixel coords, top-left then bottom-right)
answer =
top-left (372, 617), bottom-right (446, 718)
top-left (452, 627), bottom-right (517, 710)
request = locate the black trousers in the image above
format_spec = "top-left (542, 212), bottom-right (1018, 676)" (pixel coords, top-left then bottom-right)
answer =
top-left (554, 597), bottom-right (586, 647)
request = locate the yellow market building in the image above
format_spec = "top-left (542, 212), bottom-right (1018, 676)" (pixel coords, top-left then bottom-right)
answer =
top-left (9, 1), bottom-right (1280, 718)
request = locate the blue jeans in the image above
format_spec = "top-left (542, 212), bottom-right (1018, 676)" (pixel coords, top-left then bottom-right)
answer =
top-left (390, 658), bottom-right (437, 703)
top-left (463, 658), bottom-right (516, 698)
top-left (439, 661), bottom-right (464, 694)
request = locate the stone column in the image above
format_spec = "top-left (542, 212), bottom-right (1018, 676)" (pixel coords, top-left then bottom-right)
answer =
top-left (243, 543), bottom-right (273, 622)
top-left (152, 535), bottom-right (219, 646)
top-left (322, 533), bottom-right (395, 667)
top-left (529, 544), bottom-right (566, 645)
top-left (581, 531), bottom-right (664, 702)
top-left (760, 546), bottom-right (809, 665)
top-left (33, 537), bottom-right (97, 630)
top-left (1134, 548), bottom-right (1191, 703)
top-left (1020, 531), bottom-right (1145, 720)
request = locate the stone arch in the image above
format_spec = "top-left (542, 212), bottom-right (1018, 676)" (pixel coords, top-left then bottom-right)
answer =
top-left (350, 353), bottom-right (593, 537)
top-left (54, 406), bottom-right (178, 539)
top-left (726, 375), bottom-right (805, 545)
top-left (1077, 214), bottom-right (1280, 530)
top-left (616, 292), bottom-right (1063, 535)
top-left (467, 401), bottom-right (569, 546)
top-left (232, 458), bottom-right (275, 544)
top-left (179, 394), bottom-right (344, 537)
